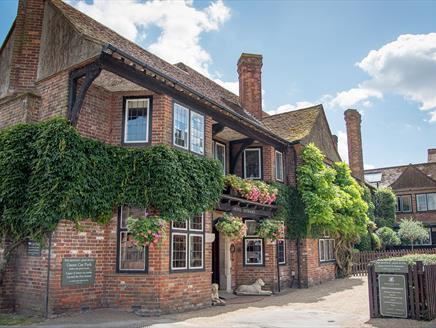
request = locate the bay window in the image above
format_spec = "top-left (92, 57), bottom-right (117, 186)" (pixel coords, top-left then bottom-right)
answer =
top-left (171, 214), bottom-right (204, 271)
top-left (244, 148), bottom-right (261, 179)
top-left (124, 98), bottom-right (150, 144)
top-left (117, 207), bottom-right (148, 273)
top-left (173, 103), bottom-right (205, 155)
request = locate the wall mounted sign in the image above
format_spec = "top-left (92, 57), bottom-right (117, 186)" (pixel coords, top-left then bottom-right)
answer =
top-left (378, 274), bottom-right (408, 318)
top-left (26, 240), bottom-right (41, 257)
top-left (61, 258), bottom-right (96, 287)
top-left (374, 261), bottom-right (408, 273)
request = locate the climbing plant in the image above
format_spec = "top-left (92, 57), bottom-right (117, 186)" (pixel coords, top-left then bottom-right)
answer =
top-left (0, 117), bottom-right (224, 280)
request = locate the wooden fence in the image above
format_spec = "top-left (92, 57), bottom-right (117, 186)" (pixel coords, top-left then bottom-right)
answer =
top-left (352, 248), bottom-right (436, 276)
top-left (368, 262), bottom-right (436, 320)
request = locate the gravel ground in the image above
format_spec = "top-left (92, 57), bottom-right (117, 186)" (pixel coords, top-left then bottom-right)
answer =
top-left (11, 276), bottom-right (436, 328)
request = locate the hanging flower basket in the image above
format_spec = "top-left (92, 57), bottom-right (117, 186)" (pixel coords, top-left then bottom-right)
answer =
top-left (256, 220), bottom-right (285, 241)
top-left (215, 213), bottom-right (247, 240)
top-left (127, 214), bottom-right (166, 249)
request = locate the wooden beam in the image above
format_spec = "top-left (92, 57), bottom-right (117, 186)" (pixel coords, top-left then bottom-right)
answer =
top-left (212, 123), bottom-right (225, 135)
top-left (229, 138), bottom-right (253, 174)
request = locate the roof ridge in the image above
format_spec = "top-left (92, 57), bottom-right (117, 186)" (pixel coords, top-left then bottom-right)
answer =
top-left (263, 104), bottom-right (322, 119)
top-left (365, 161), bottom-right (436, 172)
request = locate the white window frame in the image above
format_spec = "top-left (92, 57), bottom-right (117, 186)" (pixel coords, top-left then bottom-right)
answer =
top-left (190, 111), bottom-right (205, 155)
top-left (319, 238), bottom-right (335, 262)
top-left (275, 151), bottom-right (284, 182)
top-left (277, 239), bottom-right (286, 264)
top-left (243, 148), bottom-right (262, 179)
top-left (417, 194), bottom-right (428, 212)
top-left (173, 103), bottom-right (190, 150)
top-left (189, 234), bottom-right (204, 269)
top-left (172, 220), bottom-right (188, 230)
top-left (397, 195), bottom-right (412, 213)
top-left (189, 213), bottom-right (204, 232)
top-left (214, 142), bottom-right (226, 175)
top-left (244, 238), bottom-right (264, 266)
top-left (124, 98), bottom-right (150, 144)
top-left (171, 232), bottom-right (188, 270)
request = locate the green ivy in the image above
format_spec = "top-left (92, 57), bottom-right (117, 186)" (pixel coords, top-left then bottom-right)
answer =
top-left (0, 117), bottom-right (224, 248)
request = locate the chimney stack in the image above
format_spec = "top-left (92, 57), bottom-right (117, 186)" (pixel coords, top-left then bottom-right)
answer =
top-left (344, 109), bottom-right (364, 181)
top-left (332, 134), bottom-right (338, 150)
top-left (237, 53), bottom-right (263, 120)
top-left (428, 149), bottom-right (436, 163)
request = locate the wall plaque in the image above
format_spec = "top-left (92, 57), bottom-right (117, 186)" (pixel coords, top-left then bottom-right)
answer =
top-left (62, 258), bottom-right (96, 287)
top-left (374, 261), bottom-right (408, 273)
top-left (27, 240), bottom-right (41, 257)
top-left (378, 274), bottom-right (408, 318)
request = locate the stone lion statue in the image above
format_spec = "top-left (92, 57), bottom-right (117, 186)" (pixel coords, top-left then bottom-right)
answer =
top-left (235, 278), bottom-right (272, 296)
top-left (211, 283), bottom-right (225, 306)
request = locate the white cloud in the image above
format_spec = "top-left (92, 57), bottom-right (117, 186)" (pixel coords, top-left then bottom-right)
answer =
top-left (364, 164), bottom-right (375, 170)
top-left (429, 111), bottom-right (436, 123)
top-left (214, 79), bottom-right (239, 95)
top-left (71, 0), bottom-right (231, 77)
top-left (337, 130), bottom-right (348, 164)
top-left (267, 101), bottom-right (316, 115)
top-left (328, 33), bottom-right (436, 122)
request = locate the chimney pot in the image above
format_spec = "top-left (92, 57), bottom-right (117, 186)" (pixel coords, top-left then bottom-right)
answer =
top-left (237, 53), bottom-right (263, 120)
top-left (344, 109), bottom-right (364, 182)
top-left (428, 149), bottom-right (436, 163)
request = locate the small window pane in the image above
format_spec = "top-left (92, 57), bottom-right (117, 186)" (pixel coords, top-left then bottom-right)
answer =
top-left (119, 232), bottom-right (145, 270)
top-left (401, 196), bottom-right (412, 212)
top-left (174, 104), bottom-right (189, 149)
top-left (244, 149), bottom-right (261, 179)
top-left (277, 239), bottom-right (285, 264)
top-left (215, 143), bottom-right (226, 175)
top-left (125, 99), bottom-right (148, 143)
top-left (246, 220), bottom-right (257, 236)
top-left (189, 235), bottom-right (203, 268)
top-left (417, 194), bottom-right (428, 212)
top-left (427, 193), bottom-right (436, 211)
top-left (190, 112), bottom-right (204, 154)
top-left (172, 234), bottom-right (187, 269)
top-left (319, 240), bottom-right (325, 261)
top-left (190, 214), bottom-right (203, 231)
top-left (120, 207), bottom-right (147, 228)
top-left (276, 151), bottom-right (283, 181)
top-left (245, 239), bottom-right (263, 265)
top-left (172, 220), bottom-right (187, 230)
top-left (328, 240), bottom-right (335, 260)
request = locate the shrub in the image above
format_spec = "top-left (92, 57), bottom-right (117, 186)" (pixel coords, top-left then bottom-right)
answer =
top-left (376, 227), bottom-right (401, 249)
top-left (376, 254), bottom-right (436, 265)
top-left (397, 218), bottom-right (429, 250)
top-left (373, 188), bottom-right (396, 228)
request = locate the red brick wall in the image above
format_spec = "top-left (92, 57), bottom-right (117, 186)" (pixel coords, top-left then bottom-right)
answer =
top-left (35, 71), bottom-right (69, 120)
top-left (237, 54), bottom-right (263, 120)
top-left (300, 239), bottom-right (336, 287)
top-left (344, 109), bottom-right (364, 182)
top-left (0, 93), bottom-right (40, 128)
top-left (395, 189), bottom-right (436, 225)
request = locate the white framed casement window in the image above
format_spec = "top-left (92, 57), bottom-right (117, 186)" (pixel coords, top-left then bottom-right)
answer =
top-left (173, 103), bottom-right (189, 149)
top-left (396, 195), bottom-right (412, 213)
top-left (277, 239), bottom-right (286, 264)
top-left (189, 213), bottom-right (204, 232)
top-left (244, 238), bottom-right (263, 265)
top-left (117, 207), bottom-right (148, 273)
top-left (190, 111), bottom-right (205, 155)
top-left (416, 193), bottom-right (436, 212)
top-left (275, 151), bottom-right (284, 182)
top-left (319, 239), bottom-right (335, 262)
top-left (214, 142), bottom-right (226, 175)
top-left (172, 220), bottom-right (188, 230)
top-left (189, 234), bottom-right (204, 269)
top-left (171, 232), bottom-right (188, 270)
top-left (124, 98), bottom-right (150, 143)
top-left (244, 148), bottom-right (261, 179)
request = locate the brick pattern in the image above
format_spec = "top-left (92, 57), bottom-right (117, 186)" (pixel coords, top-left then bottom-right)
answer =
top-left (0, 93), bottom-right (41, 129)
top-left (344, 109), bottom-right (364, 182)
top-left (36, 71), bottom-right (69, 120)
top-left (237, 54), bottom-right (263, 120)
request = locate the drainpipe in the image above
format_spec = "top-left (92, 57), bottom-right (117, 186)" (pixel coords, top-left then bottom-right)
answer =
top-left (45, 233), bottom-right (52, 318)
top-left (276, 241), bottom-right (280, 293)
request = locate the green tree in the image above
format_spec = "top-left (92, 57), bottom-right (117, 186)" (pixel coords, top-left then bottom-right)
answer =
top-left (397, 218), bottom-right (429, 250)
top-left (376, 227), bottom-right (400, 249)
top-left (373, 188), bottom-right (396, 227)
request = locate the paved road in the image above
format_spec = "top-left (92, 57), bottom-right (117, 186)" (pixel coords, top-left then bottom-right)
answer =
top-left (20, 277), bottom-right (435, 328)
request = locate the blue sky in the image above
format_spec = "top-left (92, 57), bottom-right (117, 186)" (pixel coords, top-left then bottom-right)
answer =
top-left (1, 0), bottom-right (436, 169)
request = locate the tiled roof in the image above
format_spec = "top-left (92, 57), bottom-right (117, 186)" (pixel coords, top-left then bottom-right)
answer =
top-left (49, 0), bottom-right (260, 126)
top-left (365, 162), bottom-right (436, 189)
top-left (261, 105), bottom-right (323, 143)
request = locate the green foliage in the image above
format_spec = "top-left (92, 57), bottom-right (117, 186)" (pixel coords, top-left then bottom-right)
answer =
top-left (397, 218), bottom-right (429, 250)
top-left (355, 232), bottom-right (372, 251)
top-left (363, 186), bottom-right (375, 221)
top-left (373, 188), bottom-right (396, 227)
top-left (256, 220), bottom-right (285, 240)
top-left (224, 175), bottom-right (277, 204)
top-left (376, 227), bottom-right (401, 249)
top-left (370, 232), bottom-right (381, 250)
top-left (127, 215), bottom-right (166, 248)
top-left (0, 117), bottom-right (224, 248)
top-left (376, 254), bottom-right (436, 265)
top-left (215, 213), bottom-right (246, 240)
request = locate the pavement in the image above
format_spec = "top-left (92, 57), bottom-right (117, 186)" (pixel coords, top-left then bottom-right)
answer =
top-left (8, 277), bottom-right (436, 328)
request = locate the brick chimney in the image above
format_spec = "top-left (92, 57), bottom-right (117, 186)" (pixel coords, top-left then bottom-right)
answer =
top-left (428, 149), bottom-right (436, 163)
top-left (9, 0), bottom-right (45, 93)
top-left (237, 53), bottom-right (263, 120)
top-left (332, 134), bottom-right (338, 150)
top-left (344, 109), bottom-right (364, 181)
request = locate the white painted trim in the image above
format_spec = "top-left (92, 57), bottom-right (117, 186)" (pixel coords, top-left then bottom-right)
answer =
top-left (244, 238), bottom-right (263, 265)
top-left (275, 150), bottom-right (284, 182)
top-left (173, 103), bottom-right (190, 150)
top-left (124, 98), bottom-right (150, 143)
top-left (243, 148), bottom-right (261, 179)
top-left (278, 239), bottom-right (286, 264)
top-left (215, 142), bottom-right (226, 175)
top-left (189, 213), bottom-right (204, 232)
top-left (171, 220), bottom-right (188, 230)
top-left (171, 232), bottom-right (188, 270)
top-left (190, 111), bottom-right (205, 155)
top-left (188, 234), bottom-right (204, 269)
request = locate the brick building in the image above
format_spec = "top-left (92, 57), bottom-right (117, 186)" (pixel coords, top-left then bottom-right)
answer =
top-left (365, 149), bottom-right (436, 246)
top-left (0, 0), bottom-right (362, 316)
